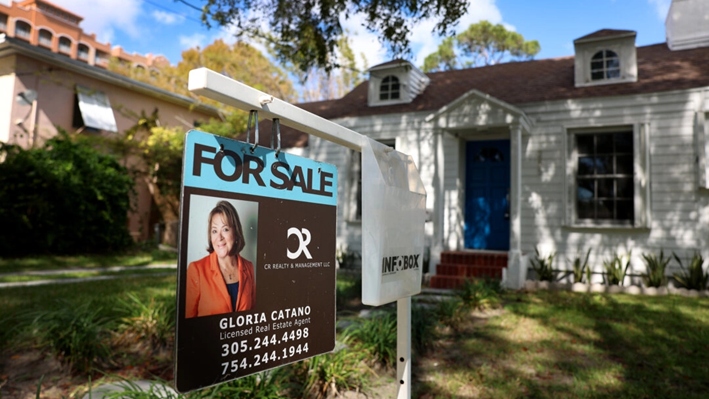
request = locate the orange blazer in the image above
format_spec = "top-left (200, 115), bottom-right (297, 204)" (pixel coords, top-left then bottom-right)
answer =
top-left (185, 251), bottom-right (256, 318)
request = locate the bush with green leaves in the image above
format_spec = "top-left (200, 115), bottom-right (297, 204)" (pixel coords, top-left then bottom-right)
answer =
top-left (27, 300), bottom-right (113, 373)
top-left (641, 250), bottom-right (670, 288)
top-left (436, 297), bottom-right (466, 333)
top-left (0, 131), bottom-right (134, 256)
top-left (603, 252), bottom-right (631, 286)
top-left (342, 313), bottom-right (396, 367)
top-left (456, 278), bottom-right (501, 310)
top-left (530, 247), bottom-right (557, 281)
top-left (672, 252), bottom-right (708, 291)
top-left (116, 293), bottom-right (175, 349)
top-left (295, 350), bottom-right (368, 399)
top-left (411, 304), bottom-right (437, 355)
top-left (568, 248), bottom-right (592, 284)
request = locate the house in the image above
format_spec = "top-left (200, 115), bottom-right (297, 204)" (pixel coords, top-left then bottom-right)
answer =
top-left (277, 0), bottom-right (709, 288)
top-left (0, 0), bottom-right (220, 242)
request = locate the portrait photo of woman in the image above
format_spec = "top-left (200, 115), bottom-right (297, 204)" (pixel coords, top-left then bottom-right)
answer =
top-left (185, 199), bottom-right (257, 318)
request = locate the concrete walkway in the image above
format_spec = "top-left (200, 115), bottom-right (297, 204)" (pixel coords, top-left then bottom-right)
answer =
top-left (0, 263), bottom-right (177, 289)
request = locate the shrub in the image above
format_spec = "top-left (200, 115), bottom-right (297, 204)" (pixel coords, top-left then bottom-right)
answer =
top-left (568, 248), bottom-right (592, 284)
top-left (27, 300), bottom-right (113, 373)
top-left (436, 297), bottom-right (466, 334)
top-left (530, 247), bottom-right (556, 281)
top-left (603, 252), bottom-right (631, 286)
top-left (411, 304), bottom-right (437, 355)
top-left (0, 132), bottom-right (133, 256)
top-left (116, 293), bottom-right (175, 350)
top-left (342, 313), bottom-right (396, 367)
top-left (297, 350), bottom-right (368, 399)
top-left (456, 278), bottom-right (501, 310)
top-left (641, 250), bottom-right (670, 288)
top-left (672, 252), bottom-right (709, 291)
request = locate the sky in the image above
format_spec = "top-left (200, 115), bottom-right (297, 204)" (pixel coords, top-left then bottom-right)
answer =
top-left (4, 0), bottom-right (672, 71)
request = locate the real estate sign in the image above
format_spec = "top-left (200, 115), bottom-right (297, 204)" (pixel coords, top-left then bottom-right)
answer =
top-left (175, 130), bottom-right (337, 392)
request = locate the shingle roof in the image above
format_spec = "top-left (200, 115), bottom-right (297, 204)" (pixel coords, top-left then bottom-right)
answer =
top-left (258, 42), bottom-right (709, 147)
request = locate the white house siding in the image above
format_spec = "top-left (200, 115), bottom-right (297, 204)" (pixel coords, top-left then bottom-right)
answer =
top-left (308, 111), bottom-right (436, 256)
top-left (520, 88), bottom-right (709, 282)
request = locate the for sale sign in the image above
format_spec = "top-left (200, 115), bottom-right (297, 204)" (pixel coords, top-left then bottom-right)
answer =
top-left (175, 130), bottom-right (337, 392)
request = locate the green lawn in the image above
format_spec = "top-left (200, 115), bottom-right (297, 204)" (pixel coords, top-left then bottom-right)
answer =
top-left (1, 274), bottom-right (708, 398)
top-left (415, 290), bottom-right (709, 398)
top-left (0, 249), bottom-right (177, 274)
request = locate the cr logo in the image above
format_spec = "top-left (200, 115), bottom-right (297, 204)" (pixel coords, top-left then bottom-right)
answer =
top-left (287, 227), bottom-right (312, 260)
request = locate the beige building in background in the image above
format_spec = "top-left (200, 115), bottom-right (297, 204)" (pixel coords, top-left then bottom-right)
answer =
top-left (0, 0), bottom-right (220, 242)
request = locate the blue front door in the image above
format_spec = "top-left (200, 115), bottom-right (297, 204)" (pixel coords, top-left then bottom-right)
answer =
top-left (464, 140), bottom-right (511, 250)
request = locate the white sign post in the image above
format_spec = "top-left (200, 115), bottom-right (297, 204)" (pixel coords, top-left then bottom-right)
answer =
top-left (189, 68), bottom-right (426, 398)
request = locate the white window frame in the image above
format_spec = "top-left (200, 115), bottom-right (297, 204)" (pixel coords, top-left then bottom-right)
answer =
top-left (697, 111), bottom-right (709, 189)
top-left (590, 50), bottom-right (620, 81)
top-left (564, 123), bottom-right (650, 228)
top-left (379, 75), bottom-right (401, 101)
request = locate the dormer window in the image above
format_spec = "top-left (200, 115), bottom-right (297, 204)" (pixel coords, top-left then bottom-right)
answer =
top-left (573, 30), bottom-right (637, 88)
top-left (379, 76), bottom-right (401, 101)
top-left (367, 60), bottom-right (430, 107)
top-left (590, 50), bottom-right (620, 81)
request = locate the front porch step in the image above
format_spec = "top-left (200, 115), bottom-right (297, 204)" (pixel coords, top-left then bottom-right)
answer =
top-left (429, 251), bottom-right (508, 290)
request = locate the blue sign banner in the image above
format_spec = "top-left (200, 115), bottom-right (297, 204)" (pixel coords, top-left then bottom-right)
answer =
top-left (183, 130), bottom-right (337, 206)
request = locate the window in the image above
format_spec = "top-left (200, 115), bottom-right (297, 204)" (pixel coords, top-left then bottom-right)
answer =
top-left (15, 20), bottom-right (31, 40)
top-left (77, 43), bottom-right (89, 61)
top-left (576, 131), bottom-right (633, 221)
top-left (58, 36), bottom-right (72, 54)
top-left (38, 29), bottom-right (52, 47)
top-left (348, 139), bottom-right (396, 221)
top-left (379, 75), bottom-right (400, 101)
top-left (95, 50), bottom-right (108, 66)
top-left (591, 50), bottom-right (620, 81)
top-left (0, 14), bottom-right (8, 32)
top-left (566, 125), bottom-right (649, 227)
top-left (73, 86), bottom-right (118, 132)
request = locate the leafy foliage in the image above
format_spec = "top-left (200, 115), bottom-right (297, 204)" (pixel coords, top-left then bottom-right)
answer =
top-left (423, 20), bottom-right (541, 72)
top-left (296, 350), bottom-right (368, 399)
top-left (568, 248), bottom-right (592, 284)
top-left (26, 301), bottom-right (113, 373)
top-left (343, 313), bottom-right (397, 367)
top-left (456, 278), bottom-right (502, 309)
top-left (411, 304), bottom-right (437, 355)
top-left (603, 252), bottom-right (631, 286)
top-left (641, 250), bottom-right (670, 288)
top-left (530, 247), bottom-right (557, 282)
top-left (116, 293), bottom-right (175, 350)
top-left (0, 131), bottom-right (133, 256)
top-left (672, 252), bottom-right (708, 291)
top-left (201, 0), bottom-right (469, 72)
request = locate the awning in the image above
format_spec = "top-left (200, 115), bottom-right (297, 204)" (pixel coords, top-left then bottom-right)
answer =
top-left (76, 85), bottom-right (118, 132)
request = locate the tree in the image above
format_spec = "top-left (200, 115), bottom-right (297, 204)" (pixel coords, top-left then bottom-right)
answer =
top-left (422, 21), bottom-right (541, 72)
top-left (0, 131), bottom-right (134, 256)
top-left (291, 34), bottom-right (368, 102)
top-left (201, 0), bottom-right (469, 72)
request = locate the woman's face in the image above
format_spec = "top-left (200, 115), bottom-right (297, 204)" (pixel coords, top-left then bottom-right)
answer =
top-left (210, 212), bottom-right (234, 259)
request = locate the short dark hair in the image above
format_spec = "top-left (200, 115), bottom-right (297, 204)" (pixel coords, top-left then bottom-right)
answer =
top-left (206, 200), bottom-right (245, 256)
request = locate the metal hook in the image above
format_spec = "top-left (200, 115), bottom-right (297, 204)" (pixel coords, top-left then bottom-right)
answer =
top-left (271, 118), bottom-right (282, 157)
top-left (245, 110), bottom-right (259, 152)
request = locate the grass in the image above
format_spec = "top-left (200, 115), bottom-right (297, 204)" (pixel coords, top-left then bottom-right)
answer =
top-left (415, 290), bottom-right (709, 398)
top-left (2, 269), bottom-right (709, 398)
top-left (0, 267), bottom-right (176, 283)
top-left (0, 247), bottom-right (177, 274)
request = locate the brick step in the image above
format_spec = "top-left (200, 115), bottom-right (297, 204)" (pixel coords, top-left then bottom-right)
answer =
top-left (440, 251), bottom-right (508, 267)
top-left (436, 263), bottom-right (505, 278)
top-left (428, 269), bottom-right (503, 290)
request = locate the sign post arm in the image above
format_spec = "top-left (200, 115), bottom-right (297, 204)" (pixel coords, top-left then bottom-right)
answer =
top-left (397, 297), bottom-right (412, 399)
top-left (189, 67), bottom-right (365, 151)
